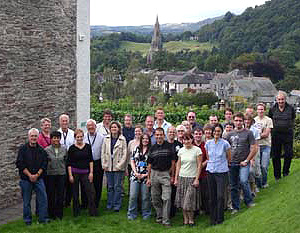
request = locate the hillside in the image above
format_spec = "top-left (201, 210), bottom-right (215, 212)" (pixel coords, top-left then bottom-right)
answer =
top-left (197, 0), bottom-right (300, 62)
top-left (120, 41), bottom-right (214, 56)
top-left (1, 160), bottom-right (300, 232)
top-left (91, 16), bottom-right (223, 37)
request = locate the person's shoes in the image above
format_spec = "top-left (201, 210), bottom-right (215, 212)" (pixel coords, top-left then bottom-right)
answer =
top-left (275, 177), bottom-right (281, 183)
top-left (262, 184), bottom-right (269, 188)
top-left (189, 223), bottom-right (196, 227)
top-left (255, 187), bottom-right (260, 193)
top-left (247, 203), bottom-right (256, 208)
top-left (251, 192), bottom-right (256, 198)
top-left (128, 216), bottom-right (136, 220)
top-left (25, 222), bottom-right (32, 226)
top-left (155, 218), bottom-right (162, 224)
top-left (163, 223), bottom-right (171, 228)
top-left (114, 209), bottom-right (120, 212)
top-left (231, 209), bottom-right (239, 215)
top-left (142, 216), bottom-right (151, 220)
top-left (283, 173), bottom-right (289, 177)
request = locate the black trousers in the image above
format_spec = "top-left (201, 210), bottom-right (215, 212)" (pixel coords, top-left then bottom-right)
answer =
top-left (199, 176), bottom-right (210, 214)
top-left (207, 172), bottom-right (226, 225)
top-left (81, 160), bottom-right (104, 208)
top-left (72, 173), bottom-right (97, 216)
top-left (170, 184), bottom-right (177, 218)
top-left (271, 131), bottom-right (293, 179)
top-left (46, 175), bottom-right (65, 219)
top-left (64, 169), bottom-right (72, 207)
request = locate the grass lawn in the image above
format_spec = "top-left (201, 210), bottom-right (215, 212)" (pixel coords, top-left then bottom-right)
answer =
top-left (120, 41), bottom-right (214, 56)
top-left (1, 159), bottom-right (300, 233)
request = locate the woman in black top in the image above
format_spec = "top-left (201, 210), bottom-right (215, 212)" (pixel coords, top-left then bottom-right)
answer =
top-left (67, 129), bottom-right (97, 217)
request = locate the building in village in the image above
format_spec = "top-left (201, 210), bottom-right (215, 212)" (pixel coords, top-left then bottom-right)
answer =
top-left (151, 67), bottom-right (214, 94)
top-left (0, 0), bottom-right (90, 208)
top-left (147, 16), bottom-right (163, 64)
top-left (210, 69), bottom-right (277, 105)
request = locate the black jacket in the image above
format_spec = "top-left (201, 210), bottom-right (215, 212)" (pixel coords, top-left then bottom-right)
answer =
top-left (269, 102), bottom-right (296, 133)
top-left (16, 143), bottom-right (48, 181)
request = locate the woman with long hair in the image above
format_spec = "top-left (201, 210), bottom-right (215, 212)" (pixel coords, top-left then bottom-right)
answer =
top-left (127, 133), bottom-right (152, 220)
top-left (101, 121), bottom-right (127, 212)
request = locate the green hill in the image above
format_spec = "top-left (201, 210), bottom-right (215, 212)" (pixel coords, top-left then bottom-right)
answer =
top-left (197, 0), bottom-right (300, 63)
top-left (120, 41), bottom-right (214, 56)
top-left (1, 160), bottom-right (300, 232)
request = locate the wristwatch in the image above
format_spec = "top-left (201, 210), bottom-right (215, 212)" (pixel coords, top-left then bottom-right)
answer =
top-left (243, 159), bottom-right (249, 164)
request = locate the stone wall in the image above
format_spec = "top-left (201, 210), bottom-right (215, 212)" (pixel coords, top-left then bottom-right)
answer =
top-left (0, 0), bottom-right (77, 208)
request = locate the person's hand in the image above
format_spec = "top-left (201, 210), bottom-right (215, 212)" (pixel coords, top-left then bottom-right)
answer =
top-left (240, 161), bottom-right (248, 167)
top-left (146, 179), bottom-right (151, 187)
top-left (250, 160), bottom-right (255, 167)
top-left (29, 174), bottom-right (38, 183)
top-left (174, 179), bottom-right (178, 186)
top-left (170, 176), bottom-right (174, 185)
top-left (193, 178), bottom-right (199, 188)
top-left (69, 175), bottom-right (74, 184)
top-left (88, 172), bottom-right (93, 183)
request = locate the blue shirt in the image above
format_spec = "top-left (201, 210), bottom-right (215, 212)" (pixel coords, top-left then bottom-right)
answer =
top-left (154, 120), bottom-right (171, 139)
top-left (205, 138), bottom-right (231, 173)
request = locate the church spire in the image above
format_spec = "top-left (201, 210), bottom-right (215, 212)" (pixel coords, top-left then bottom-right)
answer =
top-left (147, 15), bottom-right (163, 64)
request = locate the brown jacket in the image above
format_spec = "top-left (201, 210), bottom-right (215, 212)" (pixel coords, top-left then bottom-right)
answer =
top-left (101, 134), bottom-right (127, 171)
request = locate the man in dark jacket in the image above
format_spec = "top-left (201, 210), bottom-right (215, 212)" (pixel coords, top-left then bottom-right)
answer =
top-left (16, 128), bottom-right (49, 225)
top-left (269, 91), bottom-right (296, 180)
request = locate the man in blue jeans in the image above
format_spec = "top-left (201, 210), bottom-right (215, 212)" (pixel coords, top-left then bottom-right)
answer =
top-left (16, 128), bottom-right (49, 225)
top-left (226, 112), bottom-right (258, 214)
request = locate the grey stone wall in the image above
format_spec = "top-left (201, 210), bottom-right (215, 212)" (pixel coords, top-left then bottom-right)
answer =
top-left (0, 0), bottom-right (77, 208)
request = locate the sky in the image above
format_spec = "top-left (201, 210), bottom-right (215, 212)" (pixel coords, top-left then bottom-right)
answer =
top-left (90, 0), bottom-right (267, 26)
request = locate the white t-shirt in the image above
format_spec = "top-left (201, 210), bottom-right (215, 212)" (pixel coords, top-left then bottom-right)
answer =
top-left (178, 146), bottom-right (202, 177)
top-left (254, 116), bottom-right (273, 146)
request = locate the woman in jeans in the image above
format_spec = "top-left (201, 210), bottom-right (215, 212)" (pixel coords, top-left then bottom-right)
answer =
top-left (101, 121), bottom-right (127, 212)
top-left (205, 124), bottom-right (231, 225)
top-left (67, 129), bottom-right (97, 217)
top-left (127, 133), bottom-right (151, 220)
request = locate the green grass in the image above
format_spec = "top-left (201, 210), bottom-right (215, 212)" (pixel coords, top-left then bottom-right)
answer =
top-left (120, 41), bottom-right (214, 56)
top-left (1, 160), bottom-right (300, 233)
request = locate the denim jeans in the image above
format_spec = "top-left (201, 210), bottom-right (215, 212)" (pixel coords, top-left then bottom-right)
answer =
top-left (106, 171), bottom-right (124, 211)
top-left (257, 146), bottom-right (271, 187)
top-left (230, 163), bottom-right (253, 210)
top-left (20, 179), bottom-right (48, 224)
top-left (127, 180), bottom-right (151, 219)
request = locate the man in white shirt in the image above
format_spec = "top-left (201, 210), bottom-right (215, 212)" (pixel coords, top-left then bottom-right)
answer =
top-left (57, 114), bottom-right (74, 207)
top-left (154, 107), bottom-right (171, 137)
top-left (57, 114), bottom-right (74, 149)
top-left (254, 103), bottom-right (273, 188)
top-left (96, 109), bottom-right (113, 136)
top-left (84, 119), bottom-right (104, 208)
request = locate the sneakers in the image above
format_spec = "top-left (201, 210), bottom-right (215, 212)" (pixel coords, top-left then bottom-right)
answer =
top-left (255, 187), bottom-right (260, 193)
top-left (262, 184), bottom-right (269, 189)
top-left (231, 209), bottom-right (239, 215)
top-left (247, 203), bottom-right (256, 208)
top-left (155, 218), bottom-right (162, 224)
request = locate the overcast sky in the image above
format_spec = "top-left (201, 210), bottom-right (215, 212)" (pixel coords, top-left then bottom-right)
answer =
top-left (90, 0), bottom-right (267, 26)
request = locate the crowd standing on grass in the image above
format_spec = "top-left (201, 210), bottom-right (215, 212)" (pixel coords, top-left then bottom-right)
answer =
top-left (16, 90), bottom-right (296, 227)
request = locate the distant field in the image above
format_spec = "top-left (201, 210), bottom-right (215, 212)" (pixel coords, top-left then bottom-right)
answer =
top-left (295, 60), bottom-right (300, 69)
top-left (120, 41), bottom-right (214, 56)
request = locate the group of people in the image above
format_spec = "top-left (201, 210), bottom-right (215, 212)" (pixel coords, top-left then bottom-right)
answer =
top-left (16, 90), bottom-right (295, 227)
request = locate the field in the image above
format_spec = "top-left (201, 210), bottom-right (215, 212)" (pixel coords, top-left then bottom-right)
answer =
top-left (1, 159), bottom-right (300, 233)
top-left (120, 41), bottom-right (214, 56)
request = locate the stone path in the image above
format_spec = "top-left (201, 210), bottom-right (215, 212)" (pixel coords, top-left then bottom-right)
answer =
top-left (0, 199), bottom-right (35, 225)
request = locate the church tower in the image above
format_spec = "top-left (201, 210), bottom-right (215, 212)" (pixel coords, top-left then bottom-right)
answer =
top-left (147, 16), bottom-right (163, 64)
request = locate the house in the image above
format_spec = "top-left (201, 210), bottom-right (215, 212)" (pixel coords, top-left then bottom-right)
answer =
top-left (226, 77), bottom-right (277, 104)
top-left (151, 67), bottom-right (215, 94)
top-left (211, 69), bottom-right (277, 105)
